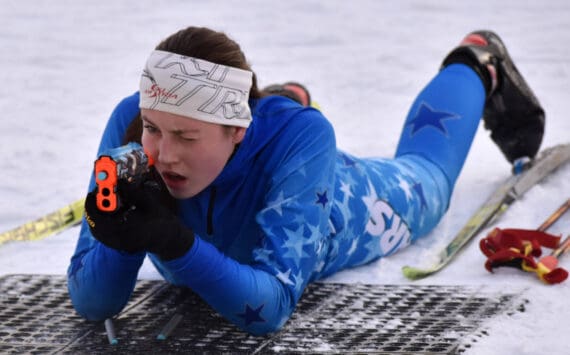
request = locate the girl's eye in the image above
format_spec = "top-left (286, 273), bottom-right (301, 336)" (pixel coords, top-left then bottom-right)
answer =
top-left (143, 124), bottom-right (158, 133)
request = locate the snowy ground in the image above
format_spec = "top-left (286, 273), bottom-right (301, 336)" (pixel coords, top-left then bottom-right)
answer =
top-left (1, 1), bottom-right (569, 354)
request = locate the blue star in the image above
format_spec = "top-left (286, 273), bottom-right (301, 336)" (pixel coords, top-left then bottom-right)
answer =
top-left (407, 102), bottom-right (459, 136)
top-left (316, 191), bottom-right (329, 208)
top-left (341, 153), bottom-right (356, 167)
top-left (237, 304), bottom-right (266, 326)
top-left (413, 183), bottom-right (428, 211)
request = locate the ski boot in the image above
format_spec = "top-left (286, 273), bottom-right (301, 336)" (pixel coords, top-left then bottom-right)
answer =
top-left (263, 81), bottom-right (312, 107)
top-left (442, 30), bottom-right (545, 164)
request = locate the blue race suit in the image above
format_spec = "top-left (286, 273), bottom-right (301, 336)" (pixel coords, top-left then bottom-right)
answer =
top-left (68, 64), bottom-right (485, 335)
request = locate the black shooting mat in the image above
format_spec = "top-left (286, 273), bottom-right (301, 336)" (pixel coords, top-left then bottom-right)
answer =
top-left (0, 274), bottom-right (525, 354)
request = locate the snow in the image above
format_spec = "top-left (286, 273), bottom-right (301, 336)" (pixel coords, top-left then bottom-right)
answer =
top-left (1, 0), bottom-right (569, 353)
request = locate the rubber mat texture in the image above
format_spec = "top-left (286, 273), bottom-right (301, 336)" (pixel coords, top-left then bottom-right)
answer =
top-left (0, 274), bottom-right (525, 354)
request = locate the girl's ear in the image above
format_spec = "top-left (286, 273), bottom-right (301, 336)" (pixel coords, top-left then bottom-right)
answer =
top-left (232, 127), bottom-right (247, 144)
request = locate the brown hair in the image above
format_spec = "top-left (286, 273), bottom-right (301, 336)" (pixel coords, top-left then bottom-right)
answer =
top-left (123, 26), bottom-right (261, 144)
top-left (155, 26), bottom-right (262, 99)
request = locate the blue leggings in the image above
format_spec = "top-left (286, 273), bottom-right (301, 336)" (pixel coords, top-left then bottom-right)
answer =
top-left (319, 64), bottom-right (485, 277)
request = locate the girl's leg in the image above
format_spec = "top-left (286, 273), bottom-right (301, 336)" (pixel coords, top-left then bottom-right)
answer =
top-left (321, 64), bottom-right (486, 277)
top-left (395, 63), bottom-right (486, 193)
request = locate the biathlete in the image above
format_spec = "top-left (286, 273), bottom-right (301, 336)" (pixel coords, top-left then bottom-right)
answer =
top-left (67, 27), bottom-right (544, 335)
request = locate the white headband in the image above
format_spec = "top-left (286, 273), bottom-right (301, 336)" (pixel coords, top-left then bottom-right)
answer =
top-left (139, 50), bottom-right (253, 127)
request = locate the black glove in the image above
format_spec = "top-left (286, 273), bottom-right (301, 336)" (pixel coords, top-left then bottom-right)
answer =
top-left (84, 178), bottom-right (194, 260)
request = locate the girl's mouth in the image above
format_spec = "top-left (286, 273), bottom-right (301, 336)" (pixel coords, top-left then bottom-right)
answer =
top-left (161, 171), bottom-right (187, 188)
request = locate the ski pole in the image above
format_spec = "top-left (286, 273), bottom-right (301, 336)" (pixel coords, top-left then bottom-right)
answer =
top-left (537, 198), bottom-right (570, 232)
top-left (543, 198), bottom-right (570, 259)
top-left (551, 235), bottom-right (570, 259)
top-left (524, 198), bottom-right (570, 283)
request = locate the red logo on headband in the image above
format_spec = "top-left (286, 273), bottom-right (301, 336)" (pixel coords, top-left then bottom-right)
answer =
top-left (145, 84), bottom-right (178, 100)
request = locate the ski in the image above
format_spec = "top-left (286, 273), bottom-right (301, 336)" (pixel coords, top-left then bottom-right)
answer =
top-left (0, 198), bottom-right (85, 246)
top-left (402, 143), bottom-right (570, 280)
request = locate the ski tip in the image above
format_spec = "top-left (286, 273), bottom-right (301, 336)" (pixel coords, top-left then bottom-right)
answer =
top-left (402, 266), bottom-right (432, 281)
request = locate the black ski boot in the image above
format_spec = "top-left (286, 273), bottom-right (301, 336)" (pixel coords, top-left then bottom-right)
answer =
top-left (263, 81), bottom-right (312, 107)
top-left (442, 30), bottom-right (545, 164)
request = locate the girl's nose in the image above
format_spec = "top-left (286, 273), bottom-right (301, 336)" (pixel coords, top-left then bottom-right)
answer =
top-left (157, 138), bottom-right (180, 165)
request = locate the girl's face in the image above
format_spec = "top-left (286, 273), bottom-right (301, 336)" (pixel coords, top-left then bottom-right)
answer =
top-left (141, 109), bottom-right (246, 199)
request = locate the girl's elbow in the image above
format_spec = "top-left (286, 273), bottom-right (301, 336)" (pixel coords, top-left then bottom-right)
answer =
top-left (67, 282), bottom-right (122, 322)
top-left (70, 298), bottom-right (121, 322)
top-left (243, 315), bottom-right (289, 336)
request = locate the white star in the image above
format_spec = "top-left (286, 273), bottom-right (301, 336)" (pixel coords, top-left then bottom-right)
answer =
top-left (282, 225), bottom-right (309, 263)
top-left (328, 219), bottom-right (336, 235)
top-left (266, 190), bottom-right (285, 216)
top-left (398, 178), bottom-right (413, 201)
top-left (305, 223), bottom-right (322, 245)
top-left (276, 268), bottom-right (295, 286)
top-left (361, 178), bottom-right (378, 211)
top-left (364, 237), bottom-right (380, 258)
top-left (315, 260), bottom-right (326, 273)
top-left (340, 180), bottom-right (354, 200)
top-left (253, 247), bottom-right (273, 264)
top-left (347, 239), bottom-right (358, 256)
top-left (293, 270), bottom-right (306, 293)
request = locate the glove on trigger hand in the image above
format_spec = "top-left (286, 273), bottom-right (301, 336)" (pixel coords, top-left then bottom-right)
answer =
top-left (84, 178), bottom-right (194, 260)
